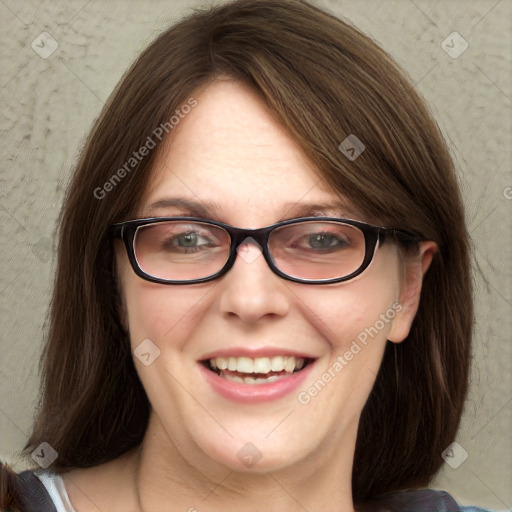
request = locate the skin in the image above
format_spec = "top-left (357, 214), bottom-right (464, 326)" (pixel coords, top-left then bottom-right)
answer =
top-left (63, 79), bottom-right (436, 512)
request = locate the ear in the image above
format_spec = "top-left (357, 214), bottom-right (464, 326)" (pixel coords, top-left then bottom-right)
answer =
top-left (387, 241), bottom-right (437, 343)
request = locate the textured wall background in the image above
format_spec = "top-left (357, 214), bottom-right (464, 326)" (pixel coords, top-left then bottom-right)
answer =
top-left (0, 0), bottom-right (510, 510)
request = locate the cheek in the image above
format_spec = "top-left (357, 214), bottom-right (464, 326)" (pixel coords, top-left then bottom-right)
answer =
top-left (123, 281), bottom-right (207, 350)
top-left (293, 254), bottom-right (402, 422)
top-left (296, 247), bottom-right (402, 353)
top-left (116, 244), bottom-right (209, 351)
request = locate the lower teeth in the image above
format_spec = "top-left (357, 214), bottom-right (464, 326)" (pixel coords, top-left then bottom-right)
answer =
top-left (221, 372), bottom-right (286, 385)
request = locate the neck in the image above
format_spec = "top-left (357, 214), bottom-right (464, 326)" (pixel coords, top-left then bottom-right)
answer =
top-left (132, 415), bottom-right (358, 512)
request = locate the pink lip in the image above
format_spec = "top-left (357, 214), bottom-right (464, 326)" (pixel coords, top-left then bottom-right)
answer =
top-left (200, 347), bottom-right (317, 360)
top-left (198, 360), bottom-right (316, 403)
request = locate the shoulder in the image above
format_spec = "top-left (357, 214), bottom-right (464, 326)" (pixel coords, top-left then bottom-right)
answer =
top-left (368, 488), bottom-right (500, 512)
top-left (1, 460), bottom-right (123, 512)
top-left (2, 450), bottom-right (139, 512)
top-left (1, 461), bottom-right (58, 511)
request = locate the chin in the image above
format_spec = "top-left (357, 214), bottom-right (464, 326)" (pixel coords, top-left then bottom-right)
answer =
top-left (189, 422), bottom-right (311, 474)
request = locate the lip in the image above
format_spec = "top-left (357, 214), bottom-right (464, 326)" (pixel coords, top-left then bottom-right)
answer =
top-left (200, 347), bottom-right (317, 360)
top-left (198, 358), bottom-right (316, 403)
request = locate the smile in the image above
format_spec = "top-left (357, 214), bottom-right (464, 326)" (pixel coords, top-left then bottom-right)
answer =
top-left (199, 352), bottom-right (316, 403)
top-left (206, 355), bottom-right (310, 384)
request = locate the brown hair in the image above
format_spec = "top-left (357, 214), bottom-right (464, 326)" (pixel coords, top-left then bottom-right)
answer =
top-left (24, 0), bottom-right (472, 503)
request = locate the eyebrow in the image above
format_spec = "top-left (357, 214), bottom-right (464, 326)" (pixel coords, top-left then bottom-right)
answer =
top-left (141, 197), bottom-right (359, 222)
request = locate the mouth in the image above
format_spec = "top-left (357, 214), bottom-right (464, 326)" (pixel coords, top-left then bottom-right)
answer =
top-left (201, 355), bottom-right (315, 385)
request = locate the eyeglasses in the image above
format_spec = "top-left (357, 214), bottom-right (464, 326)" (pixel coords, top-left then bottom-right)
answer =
top-left (110, 216), bottom-right (421, 285)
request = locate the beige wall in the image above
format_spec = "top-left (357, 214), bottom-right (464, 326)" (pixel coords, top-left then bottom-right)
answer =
top-left (0, 0), bottom-right (510, 509)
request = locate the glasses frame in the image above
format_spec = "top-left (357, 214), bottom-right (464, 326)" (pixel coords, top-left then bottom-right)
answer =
top-left (109, 216), bottom-right (422, 285)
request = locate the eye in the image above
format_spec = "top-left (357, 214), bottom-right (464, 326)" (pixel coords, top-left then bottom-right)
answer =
top-left (160, 230), bottom-right (216, 253)
top-left (173, 231), bottom-right (209, 248)
top-left (305, 232), bottom-right (349, 250)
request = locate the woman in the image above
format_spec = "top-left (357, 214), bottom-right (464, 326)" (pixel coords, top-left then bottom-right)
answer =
top-left (1, 0), bottom-right (494, 510)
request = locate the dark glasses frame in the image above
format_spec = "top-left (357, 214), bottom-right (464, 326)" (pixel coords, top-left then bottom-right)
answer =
top-left (109, 216), bottom-right (422, 285)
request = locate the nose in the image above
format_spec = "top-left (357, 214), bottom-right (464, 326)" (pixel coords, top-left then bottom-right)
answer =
top-left (217, 237), bottom-right (290, 323)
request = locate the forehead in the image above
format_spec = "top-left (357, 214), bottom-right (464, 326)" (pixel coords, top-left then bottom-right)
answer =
top-left (141, 79), bottom-right (362, 224)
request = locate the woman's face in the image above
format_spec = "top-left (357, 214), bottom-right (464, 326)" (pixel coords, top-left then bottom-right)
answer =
top-left (115, 79), bottom-right (425, 475)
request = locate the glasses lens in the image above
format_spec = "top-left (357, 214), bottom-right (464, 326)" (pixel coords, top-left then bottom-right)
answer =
top-left (269, 221), bottom-right (366, 280)
top-left (134, 221), bottom-right (230, 281)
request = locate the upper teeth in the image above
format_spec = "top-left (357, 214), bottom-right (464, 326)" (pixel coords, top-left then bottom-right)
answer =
top-left (210, 356), bottom-right (305, 374)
